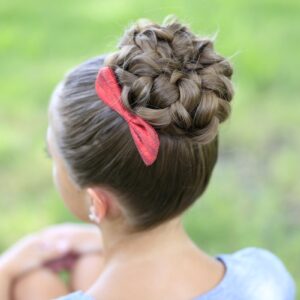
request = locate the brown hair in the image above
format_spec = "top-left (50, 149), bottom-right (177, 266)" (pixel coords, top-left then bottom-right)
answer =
top-left (52, 17), bottom-right (234, 233)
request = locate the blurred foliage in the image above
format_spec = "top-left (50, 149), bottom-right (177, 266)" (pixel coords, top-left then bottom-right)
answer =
top-left (0, 0), bottom-right (299, 295)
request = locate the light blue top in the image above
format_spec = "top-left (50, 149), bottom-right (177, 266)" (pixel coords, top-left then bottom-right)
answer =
top-left (57, 247), bottom-right (296, 300)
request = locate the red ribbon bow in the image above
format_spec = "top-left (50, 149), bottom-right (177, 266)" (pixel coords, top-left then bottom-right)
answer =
top-left (95, 66), bottom-right (160, 166)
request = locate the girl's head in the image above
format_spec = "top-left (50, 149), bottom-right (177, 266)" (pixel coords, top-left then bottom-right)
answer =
top-left (46, 17), bottom-right (234, 234)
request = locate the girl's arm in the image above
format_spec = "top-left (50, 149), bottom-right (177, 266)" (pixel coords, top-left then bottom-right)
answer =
top-left (0, 262), bottom-right (11, 300)
top-left (0, 223), bottom-right (103, 298)
top-left (0, 232), bottom-right (70, 300)
top-left (0, 258), bottom-right (70, 300)
top-left (12, 267), bottom-right (70, 300)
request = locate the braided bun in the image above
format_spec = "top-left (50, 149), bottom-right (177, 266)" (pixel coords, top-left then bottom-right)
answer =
top-left (105, 17), bottom-right (234, 144)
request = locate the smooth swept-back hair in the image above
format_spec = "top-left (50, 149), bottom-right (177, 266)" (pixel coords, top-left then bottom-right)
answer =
top-left (52, 17), bottom-right (234, 233)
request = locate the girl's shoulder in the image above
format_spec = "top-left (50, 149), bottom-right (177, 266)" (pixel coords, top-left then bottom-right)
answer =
top-left (221, 247), bottom-right (294, 283)
top-left (198, 247), bottom-right (296, 300)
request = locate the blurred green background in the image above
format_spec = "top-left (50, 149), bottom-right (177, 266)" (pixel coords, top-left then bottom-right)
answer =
top-left (1, 0), bottom-right (299, 294)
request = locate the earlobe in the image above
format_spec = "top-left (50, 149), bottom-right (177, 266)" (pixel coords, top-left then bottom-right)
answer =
top-left (86, 188), bottom-right (107, 223)
top-left (88, 205), bottom-right (100, 223)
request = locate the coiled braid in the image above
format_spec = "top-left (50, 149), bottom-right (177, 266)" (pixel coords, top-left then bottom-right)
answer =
top-left (105, 18), bottom-right (234, 144)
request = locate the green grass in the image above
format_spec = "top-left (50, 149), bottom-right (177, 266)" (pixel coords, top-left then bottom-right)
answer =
top-left (1, 0), bottom-right (299, 295)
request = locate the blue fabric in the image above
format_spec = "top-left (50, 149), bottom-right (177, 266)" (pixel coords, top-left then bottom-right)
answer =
top-left (192, 247), bottom-right (296, 300)
top-left (57, 247), bottom-right (296, 300)
top-left (56, 291), bottom-right (94, 300)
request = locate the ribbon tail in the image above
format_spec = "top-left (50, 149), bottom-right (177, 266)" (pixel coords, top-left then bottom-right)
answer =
top-left (128, 120), bottom-right (160, 166)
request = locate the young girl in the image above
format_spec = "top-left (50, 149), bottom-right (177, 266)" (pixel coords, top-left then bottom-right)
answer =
top-left (0, 17), bottom-right (296, 300)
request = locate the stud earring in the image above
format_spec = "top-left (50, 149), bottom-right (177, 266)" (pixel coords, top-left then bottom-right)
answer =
top-left (88, 205), bottom-right (100, 224)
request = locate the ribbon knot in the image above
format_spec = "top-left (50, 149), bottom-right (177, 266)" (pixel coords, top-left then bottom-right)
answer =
top-left (95, 66), bottom-right (160, 166)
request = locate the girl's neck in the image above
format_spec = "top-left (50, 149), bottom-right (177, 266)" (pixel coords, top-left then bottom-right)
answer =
top-left (100, 216), bottom-right (197, 265)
